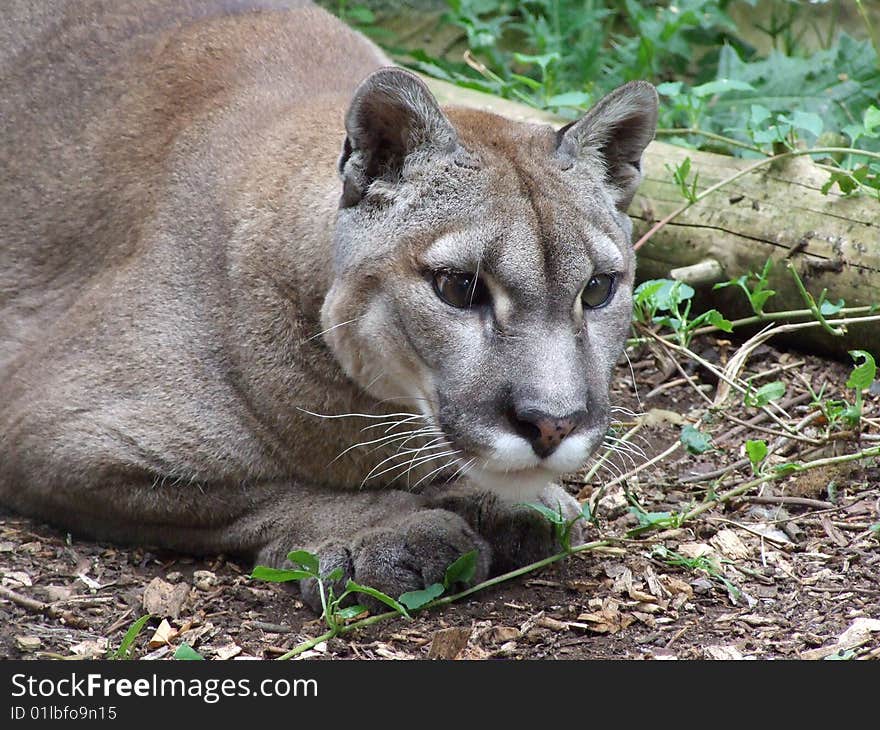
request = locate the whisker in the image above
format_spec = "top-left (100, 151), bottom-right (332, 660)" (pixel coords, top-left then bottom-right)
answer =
top-left (443, 457), bottom-right (475, 485)
top-left (331, 426), bottom-right (439, 464)
top-left (301, 316), bottom-right (362, 343)
top-left (604, 436), bottom-right (647, 458)
top-left (409, 456), bottom-right (462, 491)
top-left (359, 414), bottom-right (427, 434)
top-left (297, 407), bottom-right (422, 421)
top-left (622, 349), bottom-right (643, 411)
top-left (365, 449), bottom-right (461, 488)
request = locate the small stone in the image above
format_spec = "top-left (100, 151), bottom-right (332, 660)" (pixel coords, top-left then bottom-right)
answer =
top-left (41, 584), bottom-right (76, 602)
top-left (165, 571), bottom-right (183, 584)
top-left (143, 577), bottom-right (190, 619)
top-left (193, 570), bottom-right (218, 591)
top-left (15, 636), bottom-right (42, 652)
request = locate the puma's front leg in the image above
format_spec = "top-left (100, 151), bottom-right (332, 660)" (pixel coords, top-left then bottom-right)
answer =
top-left (426, 483), bottom-right (588, 574)
top-left (252, 486), bottom-right (491, 613)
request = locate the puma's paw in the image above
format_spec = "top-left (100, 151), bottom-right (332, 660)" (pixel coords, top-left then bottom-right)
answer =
top-left (300, 509), bottom-right (491, 614)
top-left (485, 483), bottom-right (588, 574)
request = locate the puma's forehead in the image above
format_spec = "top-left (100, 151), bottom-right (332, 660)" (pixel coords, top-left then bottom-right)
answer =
top-left (414, 108), bottom-right (632, 296)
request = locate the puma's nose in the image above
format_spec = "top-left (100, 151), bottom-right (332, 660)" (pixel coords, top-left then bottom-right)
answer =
top-left (508, 408), bottom-right (585, 458)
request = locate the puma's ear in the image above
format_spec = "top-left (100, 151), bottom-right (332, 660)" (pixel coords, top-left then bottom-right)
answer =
top-left (555, 81), bottom-right (658, 211)
top-left (338, 67), bottom-right (468, 207)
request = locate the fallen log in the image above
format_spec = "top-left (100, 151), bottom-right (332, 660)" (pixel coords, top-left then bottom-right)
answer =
top-left (423, 77), bottom-right (880, 358)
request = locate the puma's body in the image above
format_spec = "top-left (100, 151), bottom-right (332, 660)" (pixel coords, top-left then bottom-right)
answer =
top-left (1, 1), bottom-right (657, 606)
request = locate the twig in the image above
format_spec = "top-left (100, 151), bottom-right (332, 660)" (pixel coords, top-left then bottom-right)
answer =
top-left (0, 585), bottom-right (57, 617)
top-left (683, 445), bottom-right (880, 522)
top-left (743, 495), bottom-right (835, 510)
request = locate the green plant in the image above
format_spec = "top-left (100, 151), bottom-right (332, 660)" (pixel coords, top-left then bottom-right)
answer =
top-left (745, 438), bottom-right (768, 475)
top-left (714, 258), bottom-right (776, 315)
top-left (252, 550), bottom-right (411, 632)
top-left (823, 350), bottom-right (878, 429)
top-left (633, 278), bottom-right (732, 347)
top-left (399, 550), bottom-right (479, 610)
top-left (521, 500), bottom-right (592, 552)
top-left (110, 614), bottom-right (151, 660)
top-left (651, 544), bottom-right (740, 600)
top-left (173, 643), bottom-right (205, 661)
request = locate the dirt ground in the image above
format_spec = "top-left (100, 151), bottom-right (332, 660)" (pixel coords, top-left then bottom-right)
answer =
top-left (1, 337), bottom-right (878, 661)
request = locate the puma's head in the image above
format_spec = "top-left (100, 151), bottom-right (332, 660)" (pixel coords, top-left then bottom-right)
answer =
top-left (321, 68), bottom-right (657, 500)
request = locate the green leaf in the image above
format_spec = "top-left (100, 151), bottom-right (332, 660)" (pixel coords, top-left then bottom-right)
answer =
top-left (113, 614), bottom-right (151, 660)
top-left (819, 298), bottom-right (845, 315)
top-left (712, 35), bottom-right (880, 148)
top-left (745, 439), bottom-right (768, 471)
top-left (791, 110), bottom-right (823, 138)
top-left (345, 5), bottom-right (375, 24)
top-left (325, 567), bottom-right (344, 582)
top-left (634, 279), bottom-right (694, 311)
top-left (286, 550), bottom-right (319, 573)
top-left (864, 105), bottom-right (880, 134)
top-left (521, 501), bottom-right (566, 525)
top-left (345, 580), bottom-right (411, 618)
top-left (335, 605), bottom-right (369, 621)
top-left (174, 643), bottom-right (205, 661)
top-left (545, 91), bottom-right (593, 109)
top-left (748, 381), bottom-right (786, 407)
top-left (250, 565), bottom-right (312, 583)
top-left (444, 550), bottom-right (478, 587)
top-left (750, 104), bottom-right (771, 126)
top-left (691, 78), bottom-right (754, 97)
top-left (846, 350), bottom-right (877, 391)
top-left (706, 309), bottom-right (734, 332)
top-left (656, 81), bottom-right (684, 97)
top-left (399, 583), bottom-right (446, 611)
top-left (680, 424), bottom-right (712, 454)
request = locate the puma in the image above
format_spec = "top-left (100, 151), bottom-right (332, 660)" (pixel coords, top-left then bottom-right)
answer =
top-left (0, 0), bottom-right (658, 610)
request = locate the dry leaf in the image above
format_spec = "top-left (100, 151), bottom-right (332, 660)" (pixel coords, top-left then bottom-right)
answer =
top-left (70, 638), bottom-right (109, 658)
top-left (488, 626), bottom-right (522, 643)
top-left (3, 571), bottom-right (32, 587)
top-left (215, 642), bottom-right (242, 660)
top-left (710, 529), bottom-right (751, 560)
top-left (677, 542), bottom-right (714, 560)
top-left (193, 570), bottom-right (218, 591)
top-left (147, 619), bottom-right (178, 649)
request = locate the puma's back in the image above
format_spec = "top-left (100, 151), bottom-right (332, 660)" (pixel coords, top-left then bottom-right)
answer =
top-left (0, 0), bottom-right (384, 371)
top-left (0, 1), bottom-right (657, 608)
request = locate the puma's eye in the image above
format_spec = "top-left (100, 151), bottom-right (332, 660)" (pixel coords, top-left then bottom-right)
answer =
top-left (432, 270), bottom-right (490, 309)
top-left (581, 274), bottom-right (615, 309)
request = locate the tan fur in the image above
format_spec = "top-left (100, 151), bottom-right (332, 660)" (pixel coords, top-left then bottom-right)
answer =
top-left (1, 1), bottom-right (657, 609)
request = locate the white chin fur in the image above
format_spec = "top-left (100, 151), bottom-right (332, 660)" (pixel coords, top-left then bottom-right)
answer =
top-left (466, 431), bottom-right (595, 502)
top-left (464, 466), bottom-right (559, 503)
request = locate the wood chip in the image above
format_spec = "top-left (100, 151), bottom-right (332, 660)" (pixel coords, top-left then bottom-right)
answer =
top-left (427, 627), bottom-right (472, 660)
top-left (710, 529), bottom-right (751, 560)
top-left (536, 616), bottom-right (569, 632)
top-left (705, 645), bottom-right (749, 660)
top-left (15, 636), bottom-right (42, 652)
